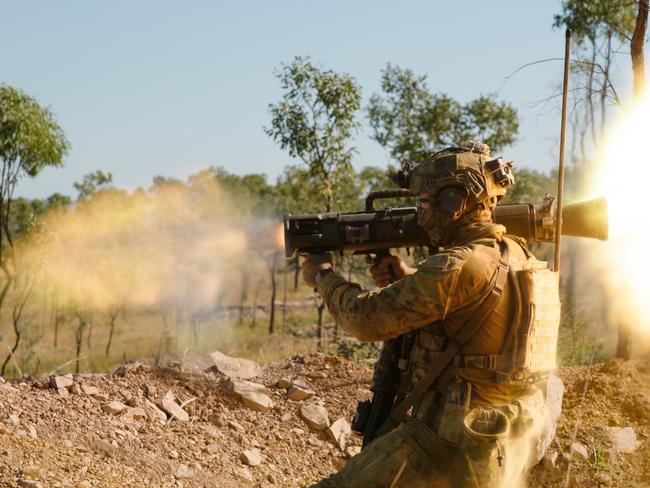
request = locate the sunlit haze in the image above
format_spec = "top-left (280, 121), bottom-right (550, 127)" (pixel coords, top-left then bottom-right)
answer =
top-left (589, 89), bottom-right (650, 335)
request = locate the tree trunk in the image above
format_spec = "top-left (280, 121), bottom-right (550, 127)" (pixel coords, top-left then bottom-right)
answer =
top-left (616, 320), bottom-right (632, 360)
top-left (252, 284), bottom-right (260, 327)
top-left (632, 0), bottom-right (649, 100)
top-left (239, 269), bottom-right (248, 325)
top-left (282, 260), bottom-right (288, 330)
top-left (74, 316), bottom-right (87, 374)
top-left (294, 256), bottom-right (300, 291)
top-left (1, 315), bottom-right (21, 376)
top-left (156, 313), bottom-right (170, 367)
top-left (86, 314), bottom-right (93, 349)
top-left (105, 312), bottom-right (118, 356)
top-left (269, 252), bottom-right (279, 334)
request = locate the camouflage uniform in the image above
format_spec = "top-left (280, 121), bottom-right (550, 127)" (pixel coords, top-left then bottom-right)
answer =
top-left (313, 225), bottom-right (546, 487)
top-left (309, 144), bottom-right (554, 487)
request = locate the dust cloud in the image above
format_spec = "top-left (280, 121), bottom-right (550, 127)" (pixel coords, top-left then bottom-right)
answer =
top-left (19, 173), bottom-right (280, 316)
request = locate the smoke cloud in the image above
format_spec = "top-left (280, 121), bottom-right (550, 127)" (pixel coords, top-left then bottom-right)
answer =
top-left (20, 173), bottom-right (279, 316)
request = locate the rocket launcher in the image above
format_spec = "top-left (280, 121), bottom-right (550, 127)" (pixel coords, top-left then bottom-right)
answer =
top-left (283, 189), bottom-right (608, 257)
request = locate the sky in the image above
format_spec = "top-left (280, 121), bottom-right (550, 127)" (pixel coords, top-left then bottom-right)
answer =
top-left (0, 0), bottom-right (632, 199)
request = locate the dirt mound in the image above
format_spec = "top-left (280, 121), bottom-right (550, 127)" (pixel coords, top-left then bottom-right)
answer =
top-left (0, 355), bottom-right (647, 487)
top-left (529, 359), bottom-right (650, 487)
top-left (0, 354), bottom-right (371, 487)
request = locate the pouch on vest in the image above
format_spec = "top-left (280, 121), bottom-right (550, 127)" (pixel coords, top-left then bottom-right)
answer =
top-left (496, 244), bottom-right (561, 384)
top-left (452, 405), bottom-right (510, 487)
top-left (432, 376), bottom-right (472, 445)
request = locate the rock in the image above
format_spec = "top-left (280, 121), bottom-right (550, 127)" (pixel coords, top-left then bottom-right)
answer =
top-left (306, 371), bottom-right (326, 379)
top-left (307, 435), bottom-right (322, 447)
top-left (300, 404), bottom-right (330, 430)
top-left (174, 464), bottom-right (192, 479)
top-left (17, 480), bottom-right (42, 488)
top-left (287, 384), bottom-right (315, 401)
top-left (223, 379), bottom-right (273, 412)
top-left (324, 356), bottom-right (340, 365)
top-left (26, 425), bottom-right (38, 439)
top-left (101, 401), bottom-right (127, 416)
top-left (91, 438), bottom-right (116, 457)
top-left (607, 426), bottom-right (637, 453)
top-left (8, 413), bottom-right (20, 425)
top-left (277, 377), bottom-right (292, 389)
top-left (92, 392), bottom-right (109, 402)
top-left (542, 450), bottom-right (560, 472)
top-left (240, 448), bottom-right (263, 466)
top-left (211, 351), bottom-right (262, 379)
top-left (345, 446), bottom-right (361, 458)
top-left (160, 391), bottom-right (189, 422)
top-left (570, 442), bottom-right (589, 461)
top-left (242, 391), bottom-right (274, 412)
top-left (80, 385), bottom-right (99, 396)
top-left (128, 407), bottom-right (146, 420)
top-left (21, 465), bottom-right (42, 479)
top-left (49, 374), bottom-right (74, 390)
top-left (209, 412), bottom-right (226, 427)
top-left (228, 420), bottom-right (246, 432)
top-left (168, 449), bottom-right (179, 459)
top-left (223, 378), bottom-right (268, 398)
top-left (234, 467), bottom-right (254, 482)
top-left (280, 413), bottom-right (291, 422)
top-left (144, 399), bottom-right (167, 423)
top-left (327, 417), bottom-right (351, 450)
top-left (57, 387), bottom-right (69, 398)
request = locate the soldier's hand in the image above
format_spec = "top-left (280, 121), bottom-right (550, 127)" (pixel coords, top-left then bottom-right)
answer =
top-left (302, 253), bottom-right (334, 288)
top-left (368, 255), bottom-right (415, 287)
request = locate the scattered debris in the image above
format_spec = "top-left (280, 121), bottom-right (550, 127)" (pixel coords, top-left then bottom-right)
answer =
top-left (49, 374), bottom-right (73, 390)
top-left (300, 404), bottom-right (330, 431)
top-left (211, 351), bottom-right (262, 379)
top-left (327, 417), bottom-right (351, 450)
top-left (287, 384), bottom-right (315, 401)
top-left (101, 401), bottom-right (127, 416)
top-left (160, 391), bottom-right (189, 421)
top-left (240, 448), bottom-right (263, 466)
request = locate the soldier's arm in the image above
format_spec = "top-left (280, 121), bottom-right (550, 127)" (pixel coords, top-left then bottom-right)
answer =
top-left (316, 252), bottom-right (472, 341)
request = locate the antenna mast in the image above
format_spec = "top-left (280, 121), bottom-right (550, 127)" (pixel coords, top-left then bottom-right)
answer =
top-left (554, 29), bottom-right (572, 272)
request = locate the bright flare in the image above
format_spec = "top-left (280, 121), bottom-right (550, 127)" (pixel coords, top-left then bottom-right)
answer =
top-left (590, 91), bottom-right (650, 333)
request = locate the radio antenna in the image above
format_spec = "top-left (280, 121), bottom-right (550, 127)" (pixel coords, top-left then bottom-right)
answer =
top-left (554, 29), bottom-right (572, 272)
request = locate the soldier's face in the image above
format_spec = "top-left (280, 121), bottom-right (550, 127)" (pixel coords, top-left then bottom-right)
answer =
top-left (417, 193), bottom-right (449, 244)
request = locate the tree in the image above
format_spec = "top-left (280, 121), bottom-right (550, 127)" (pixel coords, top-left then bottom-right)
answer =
top-left (367, 64), bottom-right (519, 165)
top-left (266, 57), bottom-right (362, 350)
top-left (554, 0), bottom-right (637, 155)
top-left (266, 56), bottom-right (362, 213)
top-left (0, 85), bottom-right (69, 375)
top-left (632, 0), bottom-right (649, 99)
top-left (74, 170), bottom-right (113, 200)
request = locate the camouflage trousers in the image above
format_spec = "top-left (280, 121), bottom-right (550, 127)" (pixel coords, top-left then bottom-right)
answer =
top-left (311, 420), bottom-right (456, 488)
top-left (311, 395), bottom-right (547, 488)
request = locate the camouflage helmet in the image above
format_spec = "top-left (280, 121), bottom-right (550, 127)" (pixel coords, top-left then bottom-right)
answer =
top-left (408, 141), bottom-right (515, 210)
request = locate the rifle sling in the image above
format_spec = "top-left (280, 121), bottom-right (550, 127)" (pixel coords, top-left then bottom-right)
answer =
top-left (375, 240), bottom-right (510, 438)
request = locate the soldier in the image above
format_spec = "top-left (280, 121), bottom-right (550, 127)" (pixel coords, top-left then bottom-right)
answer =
top-left (302, 141), bottom-right (560, 487)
